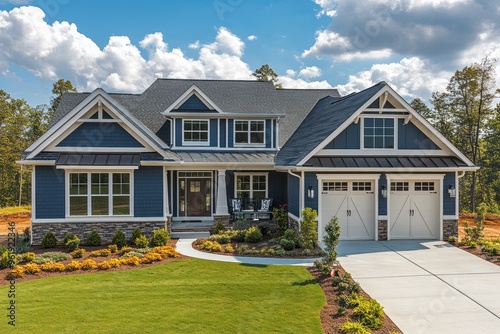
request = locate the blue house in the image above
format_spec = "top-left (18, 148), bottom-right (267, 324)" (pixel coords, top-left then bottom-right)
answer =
top-left (20, 79), bottom-right (477, 244)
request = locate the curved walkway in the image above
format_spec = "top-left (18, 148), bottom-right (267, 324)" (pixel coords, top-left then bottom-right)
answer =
top-left (176, 238), bottom-right (321, 266)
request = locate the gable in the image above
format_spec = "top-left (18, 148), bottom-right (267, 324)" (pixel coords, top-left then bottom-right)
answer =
top-left (177, 94), bottom-right (212, 111)
top-left (398, 119), bottom-right (440, 150)
top-left (56, 122), bottom-right (144, 148)
top-left (324, 123), bottom-right (360, 149)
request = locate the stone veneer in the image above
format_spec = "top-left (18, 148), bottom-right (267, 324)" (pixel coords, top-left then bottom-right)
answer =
top-left (377, 220), bottom-right (388, 241)
top-left (443, 219), bottom-right (458, 240)
top-left (32, 220), bottom-right (170, 245)
top-left (213, 214), bottom-right (230, 226)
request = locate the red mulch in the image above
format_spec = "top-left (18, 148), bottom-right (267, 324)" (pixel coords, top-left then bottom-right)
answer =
top-left (308, 266), bottom-right (402, 334)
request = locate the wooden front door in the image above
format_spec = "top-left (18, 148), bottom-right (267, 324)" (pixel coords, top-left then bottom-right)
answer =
top-left (185, 178), bottom-right (211, 217)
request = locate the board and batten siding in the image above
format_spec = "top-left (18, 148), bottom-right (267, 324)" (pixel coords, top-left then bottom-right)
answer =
top-left (287, 173), bottom-right (300, 217)
top-left (134, 166), bottom-right (164, 217)
top-left (57, 122), bottom-right (144, 148)
top-left (325, 123), bottom-right (360, 149)
top-left (443, 172), bottom-right (456, 216)
top-left (35, 166), bottom-right (65, 219)
top-left (398, 119), bottom-right (440, 150)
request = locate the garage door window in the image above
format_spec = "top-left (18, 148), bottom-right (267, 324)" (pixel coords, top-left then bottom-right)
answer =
top-left (353, 182), bottom-right (372, 191)
top-left (391, 182), bottom-right (409, 191)
top-left (323, 182), bottom-right (348, 191)
top-left (415, 182), bottom-right (435, 191)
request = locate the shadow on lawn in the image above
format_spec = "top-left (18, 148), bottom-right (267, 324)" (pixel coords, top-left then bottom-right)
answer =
top-left (292, 279), bottom-right (317, 286)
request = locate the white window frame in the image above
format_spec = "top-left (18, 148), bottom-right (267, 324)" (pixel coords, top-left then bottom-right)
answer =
top-left (233, 120), bottom-right (266, 147)
top-left (66, 170), bottom-right (134, 217)
top-left (182, 119), bottom-right (210, 146)
top-left (234, 172), bottom-right (268, 199)
top-left (361, 115), bottom-right (399, 150)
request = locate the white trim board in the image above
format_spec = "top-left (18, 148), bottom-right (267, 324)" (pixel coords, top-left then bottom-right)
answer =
top-left (163, 85), bottom-right (223, 114)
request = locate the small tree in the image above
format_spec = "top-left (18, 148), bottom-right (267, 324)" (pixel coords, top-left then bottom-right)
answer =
top-left (112, 230), bottom-right (127, 249)
top-left (315, 216), bottom-right (341, 275)
top-left (299, 207), bottom-right (318, 249)
top-left (272, 204), bottom-right (288, 236)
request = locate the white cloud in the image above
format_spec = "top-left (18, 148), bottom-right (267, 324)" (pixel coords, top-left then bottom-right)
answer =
top-left (335, 57), bottom-right (450, 101)
top-left (247, 35), bottom-right (257, 41)
top-left (188, 40), bottom-right (200, 49)
top-left (298, 66), bottom-right (322, 79)
top-left (279, 76), bottom-right (333, 89)
top-left (0, 7), bottom-right (253, 93)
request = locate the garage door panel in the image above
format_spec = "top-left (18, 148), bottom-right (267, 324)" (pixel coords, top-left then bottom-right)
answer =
top-left (322, 194), bottom-right (348, 239)
top-left (412, 194), bottom-right (439, 238)
top-left (349, 196), bottom-right (375, 239)
top-left (390, 194), bottom-right (411, 238)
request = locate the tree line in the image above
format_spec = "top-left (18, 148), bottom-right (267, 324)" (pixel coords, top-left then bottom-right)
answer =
top-left (0, 79), bottom-right (75, 207)
top-left (1, 62), bottom-right (499, 213)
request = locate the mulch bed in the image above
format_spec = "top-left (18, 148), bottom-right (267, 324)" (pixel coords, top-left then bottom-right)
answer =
top-left (308, 266), bottom-right (402, 334)
top-left (452, 242), bottom-right (500, 265)
top-left (0, 239), bottom-right (187, 286)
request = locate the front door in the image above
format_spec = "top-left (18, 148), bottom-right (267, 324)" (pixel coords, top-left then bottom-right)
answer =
top-left (179, 172), bottom-right (212, 217)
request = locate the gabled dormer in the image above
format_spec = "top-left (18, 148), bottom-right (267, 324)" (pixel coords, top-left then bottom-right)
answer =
top-left (163, 85), bottom-right (222, 114)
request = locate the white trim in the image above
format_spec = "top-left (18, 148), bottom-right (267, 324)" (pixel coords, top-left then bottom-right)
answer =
top-left (163, 85), bottom-right (223, 114)
top-left (166, 112), bottom-right (284, 118)
top-left (17, 160), bottom-right (56, 166)
top-left (378, 215), bottom-right (388, 220)
top-left (172, 118), bottom-right (176, 148)
top-left (276, 118), bottom-right (280, 149)
top-left (233, 119), bottom-right (266, 148)
top-left (65, 170), bottom-right (134, 218)
top-left (57, 165), bottom-right (139, 170)
top-left (315, 149), bottom-right (449, 156)
top-left (163, 167), bottom-right (169, 217)
top-left (288, 212), bottom-right (300, 222)
top-left (171, 147), bottom-right (276, 152)
top-left (455, 172), bottom-right (460, 217)
top-left (443, 215), bottom-right (459, 220)
top-left (181, 119), bottom-right (210, 146)
top-left (386, 173), bottom-right (445, 180)
top-left (300, 171), bottom-right (305, 214)
top-left (31, 166), bottom-right (36, 222)
top-left (217, 118), bottom-right (220, 148)
top-left (271, 119), bottom-right (274, 148)
top-left (32, 217), bottom-right (166, 223)
top-left (225, 119), bottom-right (229, 148)
top-left (47, 147), bottom-right (150, 153)
top-left (76, 119), bottom-right (122, 123)
top-left (25, 90), bottom-right (169, 159)
top-left (360, 115), bottom-right (398, 150)
top-left (234, 172), bottom-right (269, 199)
top-left (287, 170), bottom-right (302, 215)
top-left (316, 174), bottom-right (381, 180)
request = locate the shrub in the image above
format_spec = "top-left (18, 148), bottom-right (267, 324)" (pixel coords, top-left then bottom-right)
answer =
top-left (244, 226), bottom-right (263, 243)
top-left (97, 261), bottom-right (113, 270)
top-left (41, 231), bottom-right (57, 248)
top-left (65, 261), bottom-right (81, 271)
top-left (40, 262), bottom-right (66, 272)
top-left (149, 228), bottom-right (170, 247)
top-left (315, 216), bottom-right (342, 275)
top-left (353, 299), bottom-right (385, 330)
top-left (41, 252), bottom-right (72, 262)
top-left (131, 227), bottom-right (143, 245)
top-left (267, 248), bottom-right (275, 256)
top-left (231, 229), bottom-right (247, 242)
top-left (71, 248), bottom-right (85, 259)
top-left (141, 252), bottom-right (163, 263)
top-left (63, 232), bottom-right (77, 244)
top-left (211, 222), bottom-right (226, 235)
top-left (201, 240), bottom-right (222, 252)
top-left (112, 230), bottom-right (127, 249)
top-left (32, 257), bottom-right (52, 264)
top-left (15, 230), bottom-right (31, 254)
top-left (80, 259), bottom-right (97, 270)
top-left (108, 244), bottom-right (118, 253)
top-left (258, 222), bottom-right (271, 236)
top-left (280, 238), bottom-right (295, 251)
top-left (23, 263), bottom-right (41, 274)
top-left (224, 245), bottom-right (234, 253)
top-left (108, 259), bottom-right (122, 268)
top-left (214, 234), bottom-right (231, 244)
top-left (151, 246), bottom-right (179, 258)
top-left (447, 236), bottom-right (458, 244)
top-left (273, 204), bottom-right (288, 236)
top-left (120, 256), bottom-right (141, 266)
top-left (90, 249), bottom-right (111, 257)
top-left (121, 246), bottom-right (133, 254)
top-left (276, 249), bottom-right (286, 256)
top-left (65, 237), bottom-right (81, 252)
top-left (299, 208), bottom-right (318, 249)
top-left (133, 235), bottom-right (148, 248)
top-left (121, 251), bottom-right (144, 258)
top-left (283, 229), bottom-right (296, 241)
top-left (135, 247), bottom-right (152, 254)
top-left (7, 266), bottom-right (25, 279)
top-left (481, 241), bottom-right (500, 256)
top-left (340, 321), bottom-right (370, 334)
top-left (86, 230), bottom-right (102, 247)
top-left (20, 252), bottom-right (36, 263)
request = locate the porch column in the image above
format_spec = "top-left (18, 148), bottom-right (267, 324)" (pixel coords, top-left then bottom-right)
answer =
top-left (215, 169), bottom-right (229, 215)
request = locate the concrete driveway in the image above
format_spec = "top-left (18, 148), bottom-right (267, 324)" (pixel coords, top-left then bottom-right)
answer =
top-left (337, 240), bottom-right (500, 334)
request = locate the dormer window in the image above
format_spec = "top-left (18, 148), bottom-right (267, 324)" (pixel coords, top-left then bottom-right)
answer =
top-left (183, 119), bottom-right (209, 146)
top-left (363, 117), bottom-right (395, 149)
top-left (235, 120), bottom-right (265, 146)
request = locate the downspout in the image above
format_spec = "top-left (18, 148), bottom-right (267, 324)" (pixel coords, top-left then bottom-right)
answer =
top-left (457, 171), bottom-right (466, 178)
top-left (287, 169), bottom-right (302, 217)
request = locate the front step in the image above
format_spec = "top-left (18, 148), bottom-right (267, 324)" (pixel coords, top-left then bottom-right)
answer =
top-left (171, 231), bottom-right (210, 239)
top-left (170, 222), bottom-right (214, 239)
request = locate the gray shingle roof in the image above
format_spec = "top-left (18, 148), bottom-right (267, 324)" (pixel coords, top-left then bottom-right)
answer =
top-left (275, 82), bottom-right (387, 167)
top-left (49, 79), bottom-right (340, 146)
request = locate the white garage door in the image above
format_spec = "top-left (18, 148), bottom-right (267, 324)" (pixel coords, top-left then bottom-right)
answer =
top-left (321, 181), bottom-right (375, 240)
top-left (389, 181), bottom-right (440, 239)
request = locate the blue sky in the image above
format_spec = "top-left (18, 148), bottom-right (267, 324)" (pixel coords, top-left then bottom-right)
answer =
top-left (1, 0), bottom-right (499, 107)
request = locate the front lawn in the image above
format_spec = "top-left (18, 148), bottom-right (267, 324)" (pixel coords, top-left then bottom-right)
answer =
top-left (0, 258), bottom-right (324, 333)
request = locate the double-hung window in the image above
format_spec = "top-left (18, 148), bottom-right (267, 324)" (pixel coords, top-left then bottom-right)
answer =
top-left (363, 117), bottom-right (395, 149)
top-left (235, 174), bottom-right (267, 200)
top-left (69, 172), bottom-right (131, 216)
top-left (183, 120), bottom-right (209, 145)
top-left (234, 120), bottom-right (265, 146)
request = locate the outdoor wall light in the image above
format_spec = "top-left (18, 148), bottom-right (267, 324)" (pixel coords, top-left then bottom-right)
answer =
top-left (307, 185), bottom-right (315, 199)
top-left (448, 185), bottom-right (456, 198)
top-left (381, 185), bottom-right (387, 199)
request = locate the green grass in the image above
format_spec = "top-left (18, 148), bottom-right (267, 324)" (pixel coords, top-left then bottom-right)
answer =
top-left (0, 259), bottom-right (325, 333)
top-left (0, 205), bottom-right (31, 215)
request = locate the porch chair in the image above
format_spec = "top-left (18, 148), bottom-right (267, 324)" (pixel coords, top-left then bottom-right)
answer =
top-left (230, 198), bottom-right (243, 221)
